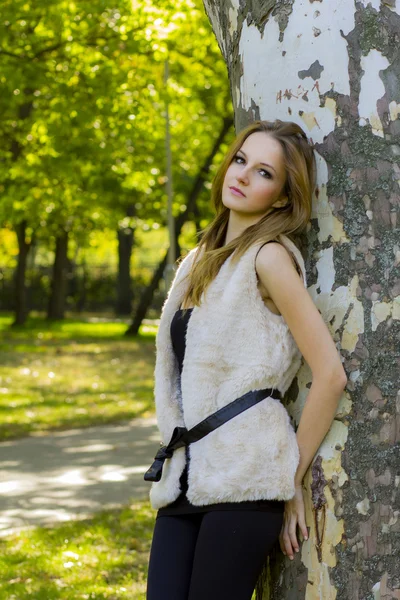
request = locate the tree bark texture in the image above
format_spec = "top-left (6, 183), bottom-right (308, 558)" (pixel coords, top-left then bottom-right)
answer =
top-left (47, 229), bottom-right (70, 320)
top-left (202, 2), bottom-right (399, 599)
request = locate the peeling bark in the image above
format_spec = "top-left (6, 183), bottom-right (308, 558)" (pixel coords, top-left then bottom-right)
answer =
top-left (203, 1), bottom-right (400, 598)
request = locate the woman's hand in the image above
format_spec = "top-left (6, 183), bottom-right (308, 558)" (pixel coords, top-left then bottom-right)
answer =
top-left (279, 483), bottom-right (308, 559)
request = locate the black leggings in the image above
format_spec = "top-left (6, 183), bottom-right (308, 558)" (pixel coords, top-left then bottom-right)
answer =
top-left (146, 509), bottom-right (284, 600)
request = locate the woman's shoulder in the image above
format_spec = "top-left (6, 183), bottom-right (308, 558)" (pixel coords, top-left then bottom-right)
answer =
top-left (254, 234), bottom-right (306, 285)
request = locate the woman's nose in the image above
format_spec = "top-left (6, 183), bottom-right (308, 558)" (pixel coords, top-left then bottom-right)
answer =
top-left (237, 169), bottom-right (249, 184)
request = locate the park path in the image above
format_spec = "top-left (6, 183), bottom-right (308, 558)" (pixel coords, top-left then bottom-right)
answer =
top-left (0, 416), bottom-right (160, 538)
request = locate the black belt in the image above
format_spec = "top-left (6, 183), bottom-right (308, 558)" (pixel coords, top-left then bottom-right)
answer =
top-left (144, 387), bottom-right (281, 483)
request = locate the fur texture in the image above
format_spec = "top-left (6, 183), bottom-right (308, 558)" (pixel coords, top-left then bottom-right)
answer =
top-left (149, 234), bottom-right (307, 510)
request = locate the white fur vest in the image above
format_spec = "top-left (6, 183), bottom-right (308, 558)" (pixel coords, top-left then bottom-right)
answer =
top-left (149, 233), bottom-right (307, 510)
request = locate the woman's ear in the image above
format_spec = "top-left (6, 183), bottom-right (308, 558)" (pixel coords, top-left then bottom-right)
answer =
top-left (272, 195), bottom-right (290, 209)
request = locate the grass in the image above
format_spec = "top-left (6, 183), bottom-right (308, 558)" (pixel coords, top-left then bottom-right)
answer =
top-left (0, 312), bottom-right (157, 442)
top-left (0, 499), bottom-right (155, 600)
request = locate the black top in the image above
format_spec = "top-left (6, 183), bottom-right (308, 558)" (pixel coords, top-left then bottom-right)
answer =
top-left (156, 306), bottom-right (285, 516)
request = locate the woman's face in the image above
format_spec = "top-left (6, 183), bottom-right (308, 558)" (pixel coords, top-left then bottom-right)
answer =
top-left (221, 132), bottom-right (288, 217)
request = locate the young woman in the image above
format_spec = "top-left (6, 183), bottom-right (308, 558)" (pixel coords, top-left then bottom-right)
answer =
top-left (145, 119), bottom-right (347, 600)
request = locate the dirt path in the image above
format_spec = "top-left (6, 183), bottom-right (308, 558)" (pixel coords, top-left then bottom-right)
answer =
top-left (0, 416), bottom-right (159, 537)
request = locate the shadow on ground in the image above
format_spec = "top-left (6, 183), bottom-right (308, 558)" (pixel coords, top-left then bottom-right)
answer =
top-left (0, 416), bottom-right (160, 537)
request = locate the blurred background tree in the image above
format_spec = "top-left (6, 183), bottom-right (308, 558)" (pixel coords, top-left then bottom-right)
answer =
top-left (0, 0), bottom-right (234, 327)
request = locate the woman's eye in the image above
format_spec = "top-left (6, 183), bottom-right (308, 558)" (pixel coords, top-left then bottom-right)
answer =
top-left (234, 155), bottom-right (271, 178)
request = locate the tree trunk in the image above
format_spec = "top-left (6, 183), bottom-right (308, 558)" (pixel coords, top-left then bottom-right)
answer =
top-left (47, 229), bottom-right (70, 320)
top-left (203, 2), bottom-right (400, 599)
top-left (10, 90), bottom-right (34, 326)
top-left (125, 115), bottom-right (234, 336)
top-left (116, 204), bottom-right (135, 316)
top-left (12, 220), bottom-right (32, 326)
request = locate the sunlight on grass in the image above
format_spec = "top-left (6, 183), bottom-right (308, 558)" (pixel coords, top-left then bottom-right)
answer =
top-left (0, 500), bottom-right (156, 599)
top-left (0, 313), bottom-right (129, 339)
top-left (0, 314), bottom-right (157, 441)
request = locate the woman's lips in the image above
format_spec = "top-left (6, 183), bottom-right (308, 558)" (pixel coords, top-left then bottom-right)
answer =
top-left (229, 186), bottom-right (246, 197)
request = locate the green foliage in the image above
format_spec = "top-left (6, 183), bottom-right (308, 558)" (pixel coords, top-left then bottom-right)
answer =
top-left (0, 0), bottom-right (232, 251)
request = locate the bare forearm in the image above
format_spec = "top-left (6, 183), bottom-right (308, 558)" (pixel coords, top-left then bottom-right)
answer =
top-left (294, 374), bottom-right (347, 486)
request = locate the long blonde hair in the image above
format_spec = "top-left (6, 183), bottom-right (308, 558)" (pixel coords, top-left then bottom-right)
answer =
top-left (181, 119), bottom-right (316, 310)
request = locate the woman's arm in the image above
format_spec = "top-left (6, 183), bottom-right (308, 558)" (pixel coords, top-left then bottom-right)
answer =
top-left (255, 242), bottom-right (348, 482)
top-left (256, 242), bottom-right (347, 559)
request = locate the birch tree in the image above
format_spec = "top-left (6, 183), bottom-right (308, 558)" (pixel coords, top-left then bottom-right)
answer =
top-left (202, 1), bottom-right (400, 598)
